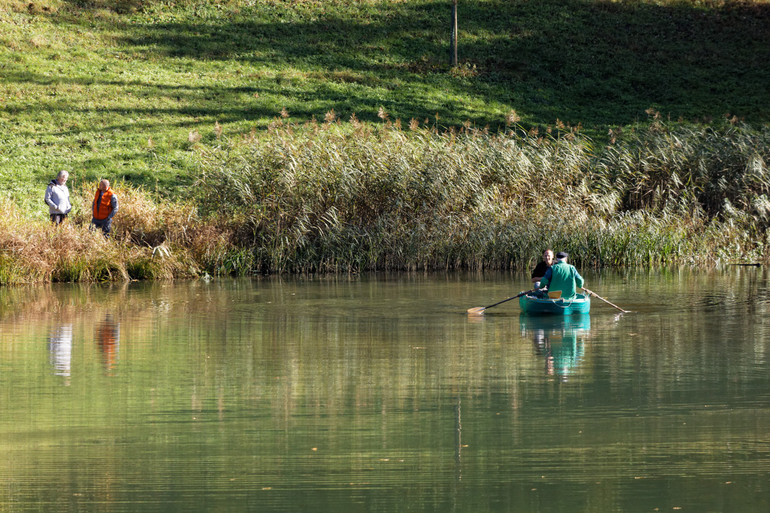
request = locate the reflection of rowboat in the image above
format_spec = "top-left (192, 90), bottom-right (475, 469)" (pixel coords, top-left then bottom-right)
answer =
top-left (519, 313), bottom-right (590, 378)
top-left (519, 292), bottom-right (591, 315)
top-left (519, 312), bottom-right (591, 333)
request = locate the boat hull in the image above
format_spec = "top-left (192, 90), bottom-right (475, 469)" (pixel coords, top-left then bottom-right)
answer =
top-left (519, 293), bottom-right (591, 315)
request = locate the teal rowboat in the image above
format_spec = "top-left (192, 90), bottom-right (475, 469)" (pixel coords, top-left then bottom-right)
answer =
top-left (519, 292), bottom-right (591, 315)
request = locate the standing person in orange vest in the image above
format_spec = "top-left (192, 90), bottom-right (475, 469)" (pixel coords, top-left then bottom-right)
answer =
top-left (91, 179), bottom-right (119, 237)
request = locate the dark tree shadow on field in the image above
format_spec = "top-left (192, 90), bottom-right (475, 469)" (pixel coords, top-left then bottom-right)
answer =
top-left (48, 0), bottom-right (770, 130)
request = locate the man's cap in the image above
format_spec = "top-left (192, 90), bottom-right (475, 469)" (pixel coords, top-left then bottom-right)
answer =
top-left (556, 251), bottom-right (568, 259)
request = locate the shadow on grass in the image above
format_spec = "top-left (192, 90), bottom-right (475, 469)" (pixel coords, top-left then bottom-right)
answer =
top-left (0, 68), bottom-right (279, 135)
top-left (33, 0), bottom-right (770, 131)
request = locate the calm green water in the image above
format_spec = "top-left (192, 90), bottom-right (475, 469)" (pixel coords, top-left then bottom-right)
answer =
top-left (1, 269), bottom-right (768, 512)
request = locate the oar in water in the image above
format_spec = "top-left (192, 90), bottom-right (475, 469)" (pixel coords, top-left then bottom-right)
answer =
top-left (467, 290), bottom-right (533, 315)
top-left (583, 288), bottom-right (630, 313)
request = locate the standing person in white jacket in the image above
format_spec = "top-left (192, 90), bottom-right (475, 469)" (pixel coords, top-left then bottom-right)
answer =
top-left (44, 170), bottom-right (72, 224)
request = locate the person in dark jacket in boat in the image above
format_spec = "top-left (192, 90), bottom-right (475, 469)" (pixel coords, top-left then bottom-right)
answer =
top-left (531, 249), bottom-right (554, 288)
top-left (91, 179), bottom-right (118, 237)
top-left (538, 252), bottom-right (585, 300)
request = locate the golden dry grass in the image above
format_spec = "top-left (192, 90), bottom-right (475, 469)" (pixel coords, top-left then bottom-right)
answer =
top-left (0, 186), bottom-right (219, 284)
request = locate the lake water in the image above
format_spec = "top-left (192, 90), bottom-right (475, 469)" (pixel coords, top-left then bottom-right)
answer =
top-left (1, 269), bottom-right (768, 512)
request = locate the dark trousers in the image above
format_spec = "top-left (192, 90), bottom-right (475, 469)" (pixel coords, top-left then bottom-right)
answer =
top-left (50, 214), bottom-right (67, 224)
top-left (91, 218), bottom-right (112, 236)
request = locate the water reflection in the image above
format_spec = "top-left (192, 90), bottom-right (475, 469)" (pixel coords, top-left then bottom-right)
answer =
top-left (97, 314), bottom-right (120, 375)
top-left (519, 314), bottom-right (590, 379)
top-left (48, 323), bottom-right (72, 382)
top-left (454, 397), bottom-right (463, 483)
top-left (0, 271), bottom-right (768, 512)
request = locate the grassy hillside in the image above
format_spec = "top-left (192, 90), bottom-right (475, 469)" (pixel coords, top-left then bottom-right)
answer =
top-left (1, 0), bottom-right (769, 213)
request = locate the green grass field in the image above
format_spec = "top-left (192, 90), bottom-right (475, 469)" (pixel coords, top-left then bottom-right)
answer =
top-left (2, 0), bottom-right (769, 208)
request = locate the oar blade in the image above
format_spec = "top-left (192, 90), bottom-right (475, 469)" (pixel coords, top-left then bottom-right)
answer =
top-left (466, 306), bottom-right (486, 315)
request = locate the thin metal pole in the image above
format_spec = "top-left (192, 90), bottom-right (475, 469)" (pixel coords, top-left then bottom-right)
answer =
top-left (450, 0), bottom-right (458, 66)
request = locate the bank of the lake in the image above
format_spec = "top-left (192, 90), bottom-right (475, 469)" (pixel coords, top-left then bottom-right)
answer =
top-left (1, 121), bottom-right (767, 283)
top-left (2, 1), bottom-right (769, 282)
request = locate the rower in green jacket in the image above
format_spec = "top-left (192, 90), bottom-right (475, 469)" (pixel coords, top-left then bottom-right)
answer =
top-left (538, 252), bottom-right (585, 299)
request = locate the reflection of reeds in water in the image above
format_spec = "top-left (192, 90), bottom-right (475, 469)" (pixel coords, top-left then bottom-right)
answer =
top-left (2, 274), bottom-right (767, 453)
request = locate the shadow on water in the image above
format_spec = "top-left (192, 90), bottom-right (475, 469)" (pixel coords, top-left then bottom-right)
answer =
top-left (29, 0), bottom-right (770, 129)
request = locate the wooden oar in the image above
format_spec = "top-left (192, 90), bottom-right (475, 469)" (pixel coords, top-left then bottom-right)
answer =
top-left (583, 288), bottom-right (630, 313)
top-left (467, 290), bottom-right (533, 315)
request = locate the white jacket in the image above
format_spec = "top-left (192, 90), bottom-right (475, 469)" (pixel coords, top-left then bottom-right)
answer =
top-left (45, 180), bottom-right (72, 215)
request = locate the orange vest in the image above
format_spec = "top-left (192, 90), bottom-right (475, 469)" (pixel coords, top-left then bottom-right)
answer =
top-left (92, 188), bottom-right (114, 220)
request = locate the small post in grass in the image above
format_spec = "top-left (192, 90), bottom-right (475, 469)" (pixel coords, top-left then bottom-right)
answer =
top-left (450, 0), bottom-right (458, 66)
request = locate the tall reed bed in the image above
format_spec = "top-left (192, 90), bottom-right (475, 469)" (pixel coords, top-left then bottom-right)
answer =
top-left (596, 121), bottom-right (770, 217)
top-left (196, 119), bottom-right (769, 272)
top-left (2, 120), bottom-right (767, 283)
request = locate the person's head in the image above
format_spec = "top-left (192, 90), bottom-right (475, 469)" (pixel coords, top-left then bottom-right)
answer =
top-left (98, 179), bottom-right (110, 191)
top-left (555, 251), bottom-right (568, 262)
top-left (543, 249), bottom-right (554, 265)
top-left (56, 170), bottom-right (69, 185)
